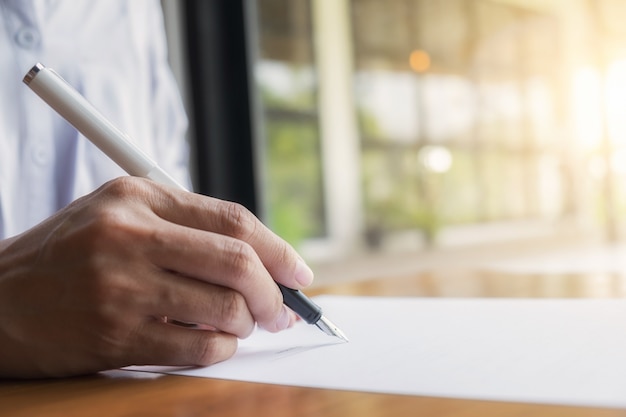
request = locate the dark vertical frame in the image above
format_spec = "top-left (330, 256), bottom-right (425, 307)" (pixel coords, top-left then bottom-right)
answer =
top-left (183, 0), bottom-right (258, 213)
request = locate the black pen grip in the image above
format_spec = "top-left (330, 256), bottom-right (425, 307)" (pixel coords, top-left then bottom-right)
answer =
top-left (278, 284), bottom-right (322, 324)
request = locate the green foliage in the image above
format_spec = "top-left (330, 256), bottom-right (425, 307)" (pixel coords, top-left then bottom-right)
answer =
top-left (265, 120), bottom-right (325, 247)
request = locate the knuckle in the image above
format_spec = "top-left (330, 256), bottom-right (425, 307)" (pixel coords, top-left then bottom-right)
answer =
top-left (224, 239), bottom-right (257, 280)
top-left (46, 179), bottom-right (152, 255)
top-left (84, 201), bottom-right (151, 251)
top-left (191, 335), bottom-right (215, 364)
top-left (189, 333), bottom-right (232, 365)
top-left (218, 291), bottom-right (247, 325)
top-left (100, 176), bottom-right (148, 199)
top-left (275, 242), bottom-right (293, 269)
top-left (219, 201), bottom-right (257, 240)
top-left (83, 211), bottom-right (136, 255)
top-left (143, 226), bottom-right (171, 252)
top-left (92, 207), bottom-right (129, 234)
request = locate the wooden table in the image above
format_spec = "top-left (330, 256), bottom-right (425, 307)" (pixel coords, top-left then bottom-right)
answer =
top-left (3, 270), bottom-right (626, 417)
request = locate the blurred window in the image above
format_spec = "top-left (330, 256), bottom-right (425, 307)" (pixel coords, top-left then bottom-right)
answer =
top-left (256, 0), bottom-right (326, 244)
top-left (253, 0), bottom-right (626, 258)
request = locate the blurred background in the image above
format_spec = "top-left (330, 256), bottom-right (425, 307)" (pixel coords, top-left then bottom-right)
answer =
top-left (163, 0), bottom-right (626, 284)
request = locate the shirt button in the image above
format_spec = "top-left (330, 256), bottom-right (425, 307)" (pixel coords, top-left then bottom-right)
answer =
top-left (31, 147), bottom-right (48, 165)
top-left (15, 27), bottom-right (40, 49)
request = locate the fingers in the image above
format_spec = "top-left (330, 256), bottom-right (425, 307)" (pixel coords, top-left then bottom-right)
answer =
top-left (146, 183), bottom-right (315, 290)
top-left (147, 271), bottom-right (256, 338)
top-left (89, 178), bottom-right (304, 332)
top-left (143, 224), bottom-right (296, 333)
top-left (131, 320), bottom-right (238, 367)
top-left (206, 202), bottom-right (314, 289)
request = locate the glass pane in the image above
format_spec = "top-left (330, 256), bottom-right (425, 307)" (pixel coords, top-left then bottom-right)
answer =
top-left (355, 70), bottom-right (421, 143)
top-left (255, 0), bottom-right (326, 247)
top-left (265, 119), bottom-right (325, 243)
top-left (252, 0), bottom-right (626, 262)
top-left (351, 0), bottom-right (565, 244)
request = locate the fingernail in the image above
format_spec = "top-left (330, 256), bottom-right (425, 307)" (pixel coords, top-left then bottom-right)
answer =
top-left (294, 259), bottom-right (314, 287)
top-left (275, 305), bottom-right (291, 331)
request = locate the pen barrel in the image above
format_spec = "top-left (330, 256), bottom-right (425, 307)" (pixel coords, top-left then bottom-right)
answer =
top-left (278, 284), bottom-right (322, 324)
top-left (23, 64), bottom-right (156, 178)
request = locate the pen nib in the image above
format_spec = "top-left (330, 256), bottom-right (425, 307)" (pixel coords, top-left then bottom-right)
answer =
top-left (315, 315), bottom-right (349, 343)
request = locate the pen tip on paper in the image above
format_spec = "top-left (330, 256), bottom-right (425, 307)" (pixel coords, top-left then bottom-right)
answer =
top-left (336, 329), bottom-right (350, 343)
top-left (316, 315), bottom-right (349, 343)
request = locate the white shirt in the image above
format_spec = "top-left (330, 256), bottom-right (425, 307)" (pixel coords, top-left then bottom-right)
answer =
top-left (0, 0), bottom-right (189, 239)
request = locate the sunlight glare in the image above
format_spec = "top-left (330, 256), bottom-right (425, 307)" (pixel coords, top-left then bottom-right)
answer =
top-left (419, 145), bottom-right (453, 173)
top-left (572, 67), bottom-right (602, 149)
top-left (606, 59), bottom-right (626, 145)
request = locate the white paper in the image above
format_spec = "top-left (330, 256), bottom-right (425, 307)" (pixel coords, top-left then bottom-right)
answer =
top-left (131, 296), bottom-right (626, 408)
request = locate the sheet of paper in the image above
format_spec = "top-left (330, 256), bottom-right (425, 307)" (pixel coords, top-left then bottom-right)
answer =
top-left (130, 296), bottom-right (626, 408)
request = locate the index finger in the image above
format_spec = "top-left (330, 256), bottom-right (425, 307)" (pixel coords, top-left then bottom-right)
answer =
top-left (148, 183), bottom-right (315, 290)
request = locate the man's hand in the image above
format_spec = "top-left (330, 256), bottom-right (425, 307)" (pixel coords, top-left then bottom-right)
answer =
top-left (0, 177), bottom-right (312, 378)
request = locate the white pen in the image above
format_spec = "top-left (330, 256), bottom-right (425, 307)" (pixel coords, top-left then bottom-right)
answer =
top-left (23, 63), bottom-right (186, 191)
top-left (23, 63), bottom-right (349, 343)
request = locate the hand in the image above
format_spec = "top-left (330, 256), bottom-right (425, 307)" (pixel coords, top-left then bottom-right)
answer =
top-left (0, 177), bottom-right (313, 378)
